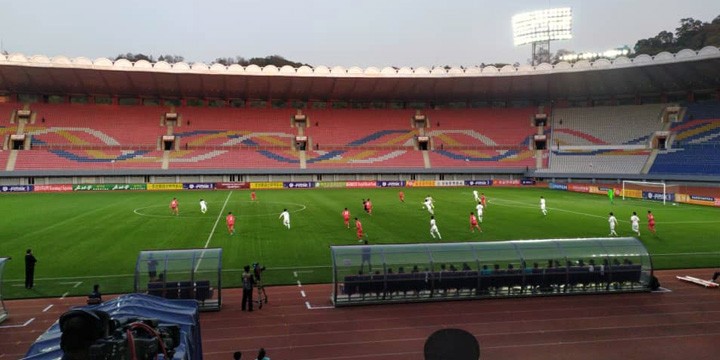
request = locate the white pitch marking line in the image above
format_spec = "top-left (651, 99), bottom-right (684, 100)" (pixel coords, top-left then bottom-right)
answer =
top-left (195, 191), bottom-right (233, 273)
top-left (43, 304), bottom-right (53, 312)
top-left (300, 290), bottom-right (306, 298)
top-left (293, 271), bottom-right (298, 278)
top-left (0, 317), bottom-right (35, 329)
top-left (61, 292), bottom-right (69, 299)
top-left (308, 305), bottom-right (334, 310)
top-left (297, 280), bottom-right (302, 287)
top-left (305, 301), bottom-right (311, 309)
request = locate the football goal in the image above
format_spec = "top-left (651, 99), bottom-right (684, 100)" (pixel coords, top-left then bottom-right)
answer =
top-left (622, 180), bottom-right (678, 205)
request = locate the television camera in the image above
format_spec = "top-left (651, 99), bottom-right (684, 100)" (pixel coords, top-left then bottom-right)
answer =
top-left (59, 309), bottom-right (181, 360)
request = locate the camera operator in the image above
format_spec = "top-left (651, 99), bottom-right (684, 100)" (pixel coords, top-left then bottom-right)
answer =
top-left (253, 263), bottom-right (268, 307)
top-left (241, 265), bottom-right (255, 312)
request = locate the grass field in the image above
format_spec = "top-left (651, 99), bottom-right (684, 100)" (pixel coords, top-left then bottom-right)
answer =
top-left (1, 186), bottom-right (719, 299)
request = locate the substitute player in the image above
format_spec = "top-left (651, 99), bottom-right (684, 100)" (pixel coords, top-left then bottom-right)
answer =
top-left (199, 199), bottom-right (208, 214)
top-left (540, 196), bottom-right (547, 216)
top-left (355, 217), bottom-right (364, 242)
top-left (630, 211), bottom-right (641, 236)
top-left (279, 209), bottom-right (290, 229)
top-left (430, 216), bottom-right (442, 240)
top-left (608, 212), bottom-right (618, 236)
top-left (469, 212), bottom-right (482, 233)
top-left (170, 197), bottom-right (179, 216)
top-left (647, 210), bottom-right (656, 234)
top-left (342, 208), bottom-right (351, 228)
top-left (226, 211), bottom-right (236, 235)
top-left (475, 202), bottom-right (484, 223)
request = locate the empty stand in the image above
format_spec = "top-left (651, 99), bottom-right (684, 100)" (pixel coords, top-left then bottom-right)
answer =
top-left (306, 149), bottom-right (425, 168)
top-left (650, 102), bottom-right (720, 175)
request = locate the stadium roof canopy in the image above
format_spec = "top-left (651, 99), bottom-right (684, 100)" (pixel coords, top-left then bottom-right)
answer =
top-left (0, 47), bottom-right (719, 102)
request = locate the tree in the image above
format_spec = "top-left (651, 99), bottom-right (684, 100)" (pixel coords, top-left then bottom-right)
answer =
top-left (552, 49), bottom-right (575, 63)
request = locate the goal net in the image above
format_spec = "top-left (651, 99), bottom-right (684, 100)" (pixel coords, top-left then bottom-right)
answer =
top-left (621, 180), bottom-right (678, 205)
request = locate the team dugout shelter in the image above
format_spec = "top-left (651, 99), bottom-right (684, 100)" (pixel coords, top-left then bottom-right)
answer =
top-left (331, 238), bottom-right (654, 306)
top-left (0, 257), bottom-right (9, 324)
top-left (134, 249), bottom-right (222, 311)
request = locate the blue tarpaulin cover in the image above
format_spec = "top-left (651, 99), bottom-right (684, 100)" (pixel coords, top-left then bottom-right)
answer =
top-left (24, 293), bottom-right (202, 360)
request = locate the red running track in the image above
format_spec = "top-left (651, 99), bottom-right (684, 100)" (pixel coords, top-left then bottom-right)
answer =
top-left (2, 269), bottom-right (720, 360)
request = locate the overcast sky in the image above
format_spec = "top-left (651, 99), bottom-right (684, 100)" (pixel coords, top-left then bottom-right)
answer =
top-left (1, 0), bottom-right (719, 67)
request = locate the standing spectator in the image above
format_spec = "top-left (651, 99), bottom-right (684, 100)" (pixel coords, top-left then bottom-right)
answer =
top-left (241, 265), bottom-right (255, 312)
top-left (87, 284), bottom-right (102, 305)
top-left (25, 249), bottom-right (37, 289)
top-left (147, 255), bottom-right (158, 281)
top-left (256, 348), bottom-right (270, 360)
top-left (360, 240), bottom-right (372, 273)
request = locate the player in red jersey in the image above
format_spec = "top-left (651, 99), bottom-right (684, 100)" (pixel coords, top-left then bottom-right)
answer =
top-left (647, 210), bottom-right (656, 234)
top-left (226, 211), bottom-right (236, 235)
top-left (342, 208), bottom-right (351, 228)
top-left (469, 212), bottom-right (482, 233)
top-left (250, 191), bottom-right (257, 202)
top-left (355, 217), bottom-right (364, 241)
top-left (169, 198), bottom-right (179, 216)
top-left (480, 193), bottom-right (487, 208)
top-left (398, 191), bottom-right (405, 202)
top-left (366, 198), bottom-right (373, 215)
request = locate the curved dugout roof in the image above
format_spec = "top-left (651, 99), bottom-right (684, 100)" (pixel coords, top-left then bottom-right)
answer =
top-left (0, 47), bottom-right (719, 101)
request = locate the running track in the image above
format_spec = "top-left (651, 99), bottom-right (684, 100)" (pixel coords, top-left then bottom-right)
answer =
top-left (2, 269), bottom-right (720, 360)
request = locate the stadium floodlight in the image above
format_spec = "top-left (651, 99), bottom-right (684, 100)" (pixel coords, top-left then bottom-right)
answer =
top-left (512, 7), bottom-right (572, 66)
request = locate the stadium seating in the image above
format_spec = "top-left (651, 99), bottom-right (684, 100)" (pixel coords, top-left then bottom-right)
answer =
top-left (28, 103), bottom-right (165, 147)
top-left (13, 149), bottom-right (164, 170)
top-left (306, 149), bottom-right (424, 168)
top-left (429, 148), bottom-right (537, 169)
top-left (544, 150), bottom-right (652, 174)
top-left (168, 149), bottom-right (300, 169)
top-left (650, 102), bottom-right (720, 175)
top-left (304, 109), bottom-right (416, 147)
top-left (552, 104), bottom-right (667, 146)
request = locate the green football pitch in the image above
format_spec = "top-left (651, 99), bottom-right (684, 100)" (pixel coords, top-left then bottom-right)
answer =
top-left (1, 187), bottom-right (719, 299)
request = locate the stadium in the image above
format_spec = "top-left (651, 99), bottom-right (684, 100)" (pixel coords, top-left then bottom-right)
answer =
top-left (2, 6), bottom-right (720, 360)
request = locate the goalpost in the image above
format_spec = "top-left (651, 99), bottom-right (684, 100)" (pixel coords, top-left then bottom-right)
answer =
top-left (621, 180), bottom-right (678, 205)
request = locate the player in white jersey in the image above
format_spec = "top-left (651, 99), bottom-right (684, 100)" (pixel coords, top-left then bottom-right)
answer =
top-left (279, 209), bottom-right (291, 229)
top-left (540, 196), bottom-right (547, 216)
top-left (475, 202), bottom-right (484, 222)
top-left (429, 216), bottom-right (442, 239)
top-left (423, 196), bottom-right (435, 215)
top-left (199, 199), bottom-right (208, 214)
top-left (473, 190), bottom-right (480, 202)
top-left (608, 212), bottom-right (618, 236)
top-left (630, 211), bottom-right (640, 236)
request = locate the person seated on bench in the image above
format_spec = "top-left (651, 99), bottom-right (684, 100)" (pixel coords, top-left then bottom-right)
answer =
top-left (87, 284), bottom-right (102, 305)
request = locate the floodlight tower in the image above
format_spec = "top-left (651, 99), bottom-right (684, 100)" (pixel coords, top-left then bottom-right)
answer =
top-left (512, 8), bottom-right (573, 66)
